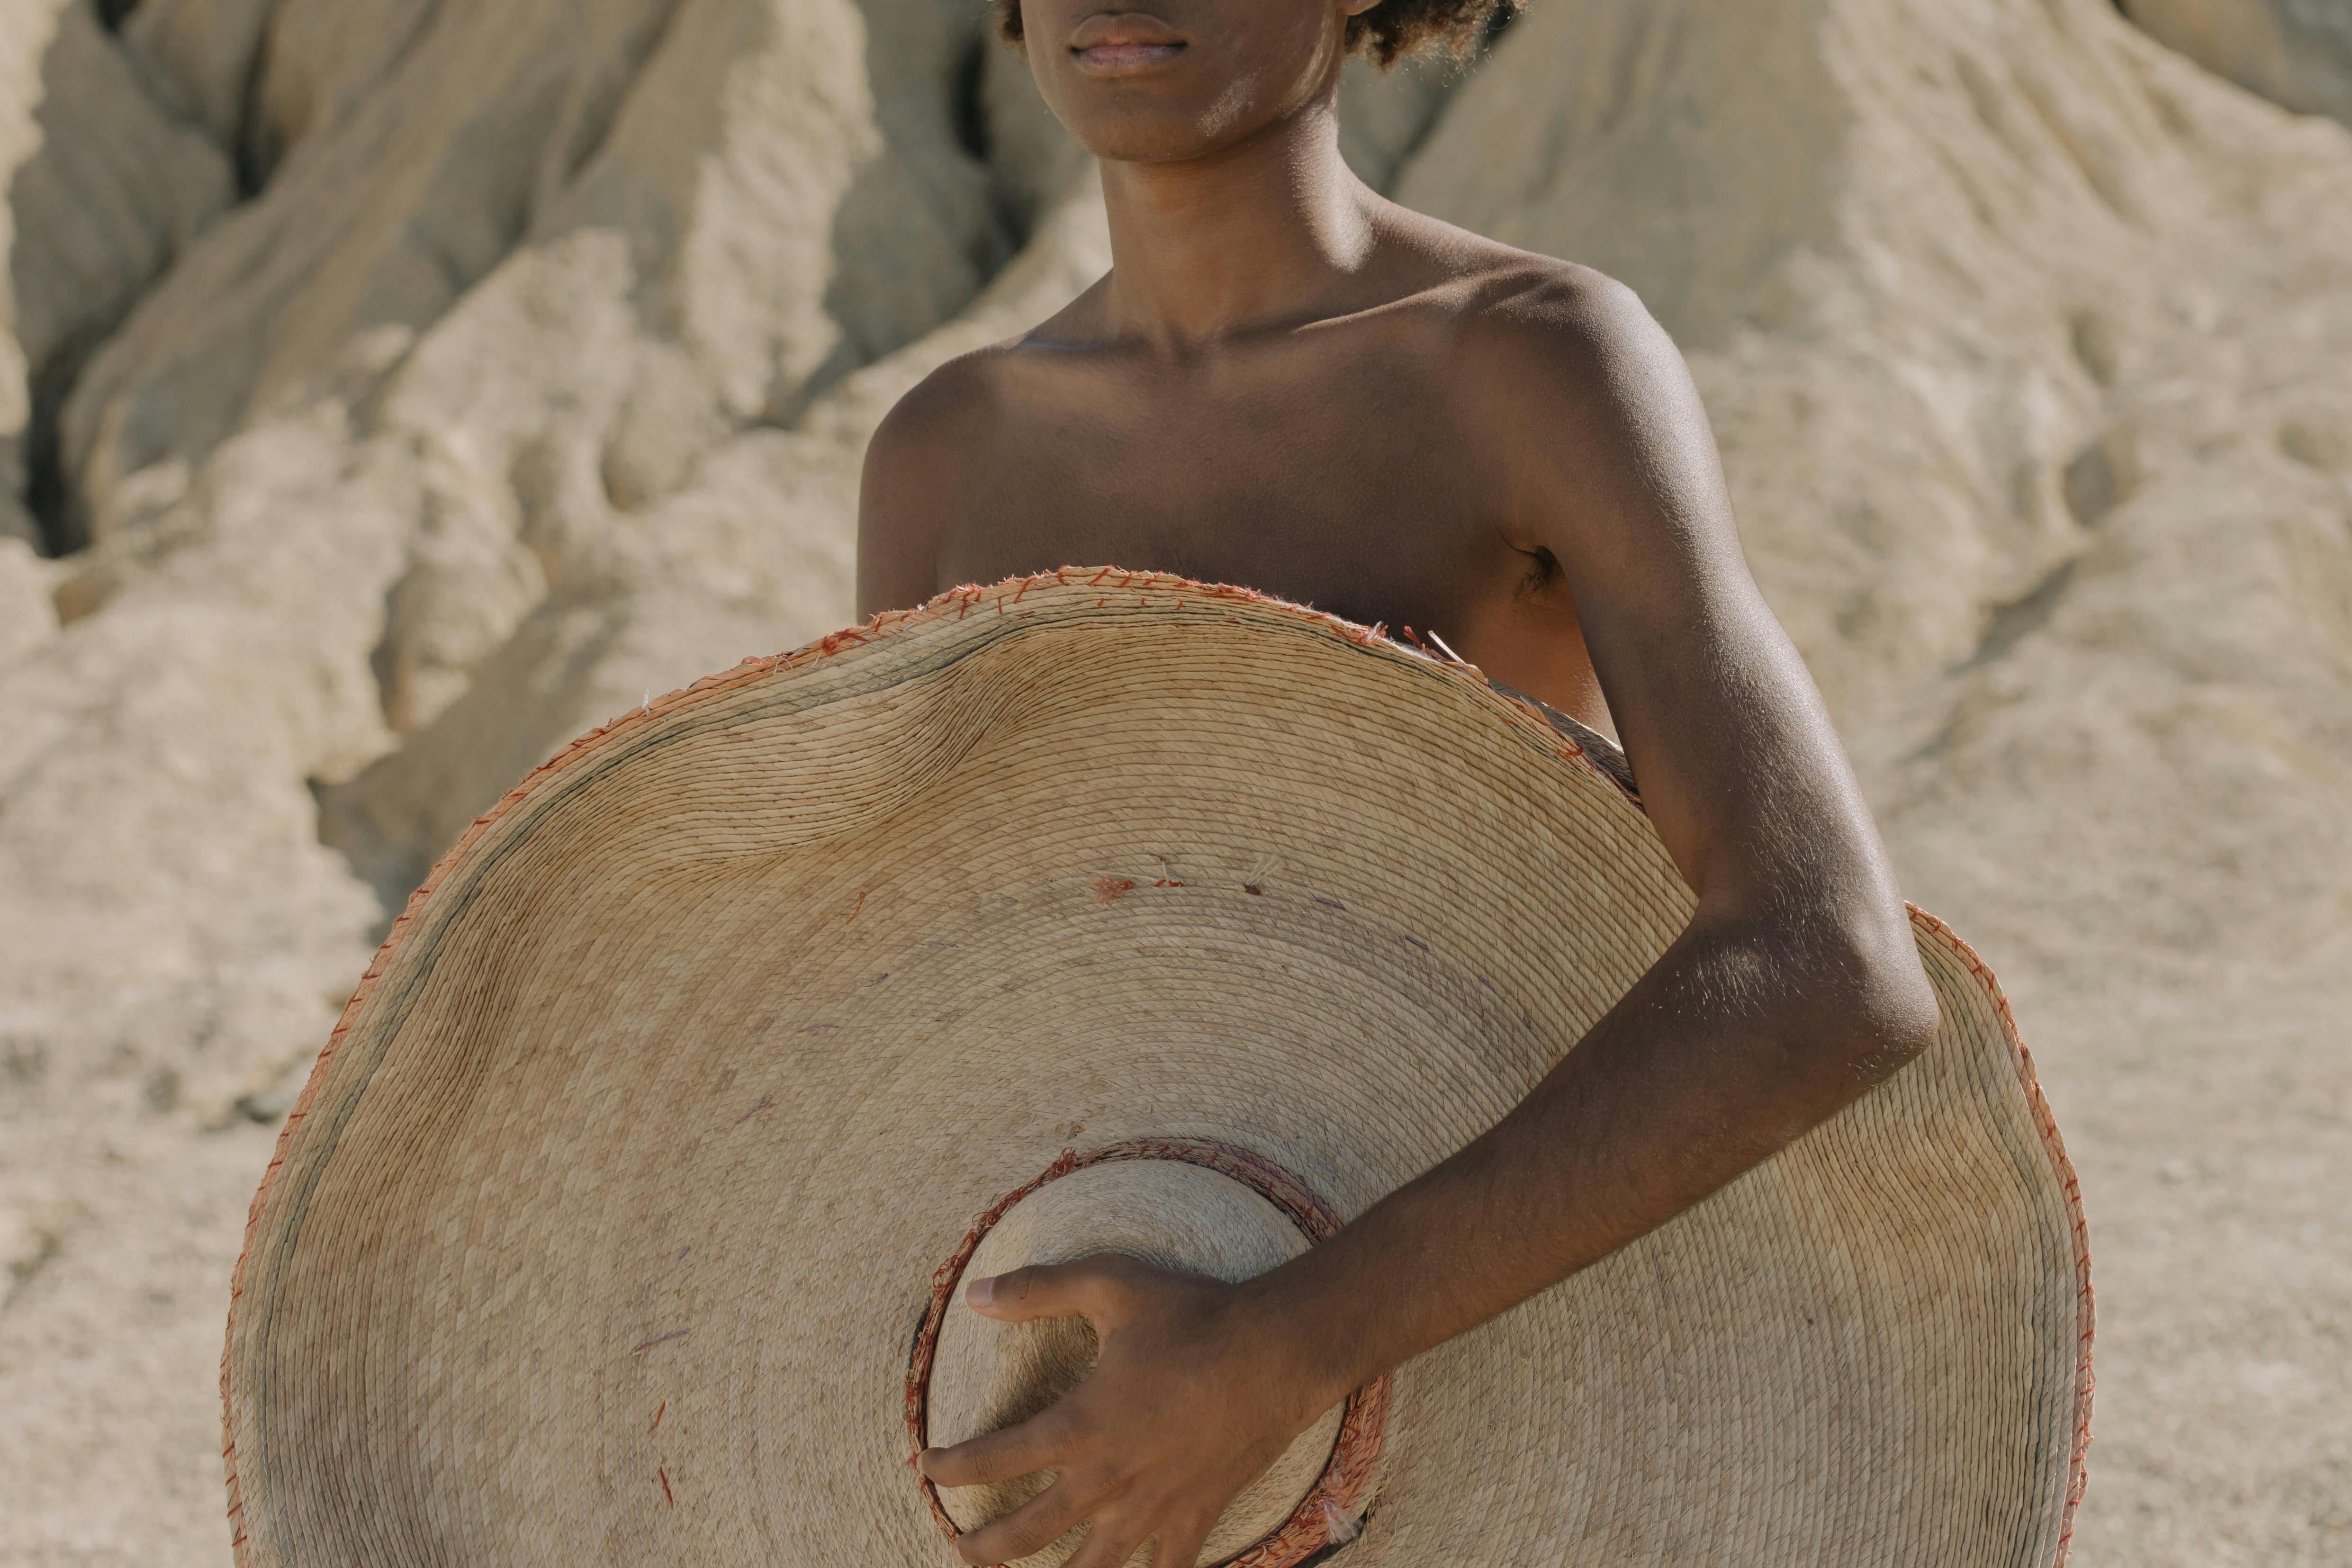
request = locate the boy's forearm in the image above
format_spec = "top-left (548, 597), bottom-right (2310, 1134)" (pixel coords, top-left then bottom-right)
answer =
top-left (1234, 906), bottom-right (1938, 1414)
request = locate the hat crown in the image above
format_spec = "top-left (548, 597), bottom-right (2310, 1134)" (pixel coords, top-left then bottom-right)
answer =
top-left (927, 1159), bottom-right (1345, 1566)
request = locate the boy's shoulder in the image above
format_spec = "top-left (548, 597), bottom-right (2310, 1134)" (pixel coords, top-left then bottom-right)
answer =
top-left (1361, 216), bottom-right (1696, 482)
top-left (866, 337), bottom-right (1022, 458)
top-left (878, 268), bottom-right (1126, 407)
top-left (1406, 225), bottom-right (1677, 394)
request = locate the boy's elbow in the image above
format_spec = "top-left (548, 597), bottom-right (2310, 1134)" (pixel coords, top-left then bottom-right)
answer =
top-left (1809, 909), bottom-right (1940, 1084)
top-left (1719, 894), bottom-right (1937, 1087)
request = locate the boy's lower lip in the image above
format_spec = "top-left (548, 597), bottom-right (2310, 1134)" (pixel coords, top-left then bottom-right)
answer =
top-left (1072, 41), bottom-right (1187, 74)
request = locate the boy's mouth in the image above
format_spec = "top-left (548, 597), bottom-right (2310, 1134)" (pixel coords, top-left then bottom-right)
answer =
top-left (1068, 11), bottom-right (1189, 75)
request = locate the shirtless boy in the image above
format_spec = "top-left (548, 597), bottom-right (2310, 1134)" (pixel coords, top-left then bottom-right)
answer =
top-left (857, 3), bottom-right (1943, 1564)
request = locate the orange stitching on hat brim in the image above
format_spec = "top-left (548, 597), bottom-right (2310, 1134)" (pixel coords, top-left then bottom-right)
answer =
top-left (1905, 904), bottom-right (2096, 1563)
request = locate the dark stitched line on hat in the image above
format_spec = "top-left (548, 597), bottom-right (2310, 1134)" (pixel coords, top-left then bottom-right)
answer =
top-left (632, 1329), bottom-right (689, 1354)
top-left (1292, 1504), bottom-right (1375, 1568)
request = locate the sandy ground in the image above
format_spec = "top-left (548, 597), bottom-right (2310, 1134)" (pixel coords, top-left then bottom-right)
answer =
top-left (2022, 975), bottom-right (2352, 1565)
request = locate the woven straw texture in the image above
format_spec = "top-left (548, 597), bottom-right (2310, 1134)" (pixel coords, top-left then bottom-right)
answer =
top-left (221, 570), bottom-right (2092, 1568)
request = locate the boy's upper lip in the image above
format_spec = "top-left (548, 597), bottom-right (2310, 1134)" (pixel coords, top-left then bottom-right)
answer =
top-left (1068, 10), bottom-right (1189, 50)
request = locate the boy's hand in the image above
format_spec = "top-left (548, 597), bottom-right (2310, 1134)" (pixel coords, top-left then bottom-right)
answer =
top-left (919, 1255), bottom-right (1341, 1568)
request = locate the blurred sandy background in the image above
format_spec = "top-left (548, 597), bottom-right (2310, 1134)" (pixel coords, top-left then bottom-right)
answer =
top-left (1, 0), bottom-right (2348, 1561)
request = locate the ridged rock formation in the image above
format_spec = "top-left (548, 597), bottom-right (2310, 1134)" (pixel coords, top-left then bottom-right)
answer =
top-left (2, 1), bottom-right (2347, 1563)
top-left (2117, 0), bottom-right (2352, 126)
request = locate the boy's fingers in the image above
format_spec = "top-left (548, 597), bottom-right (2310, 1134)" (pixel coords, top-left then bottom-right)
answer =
top-left (920, 1409), bottom-right (1068, 1489)
top-left (965, 1255), bottom-right (1141, 1325)
top-left (950, 1478), bottom-right (1091, 1566)
top-left (1149, 1512), bottom-right (1217, 1568)
top-left (1063, 1515), bottom-right (1151, 1568)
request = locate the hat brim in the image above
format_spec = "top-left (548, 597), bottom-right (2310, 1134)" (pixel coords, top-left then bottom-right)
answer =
top-left (222, 570), bottom-right (2091, 1568)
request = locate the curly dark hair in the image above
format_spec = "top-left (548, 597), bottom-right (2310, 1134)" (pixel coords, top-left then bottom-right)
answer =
top-left (993, 0), bottom-right (1516, 70)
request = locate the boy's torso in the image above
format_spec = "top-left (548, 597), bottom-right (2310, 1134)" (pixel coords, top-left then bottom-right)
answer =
top-left (884, 254), bottom-right (1621, 728)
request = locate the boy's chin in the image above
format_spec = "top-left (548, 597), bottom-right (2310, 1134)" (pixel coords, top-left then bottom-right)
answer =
top-left (1059, 102), bottom-right (1279, 167)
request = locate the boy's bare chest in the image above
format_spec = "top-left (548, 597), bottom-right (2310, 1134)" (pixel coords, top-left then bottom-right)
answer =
top-left (933, 344), bottom-right (1517, 631)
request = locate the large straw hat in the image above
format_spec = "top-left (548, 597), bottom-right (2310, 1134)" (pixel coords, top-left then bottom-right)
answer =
top-left (221, 569), bottom-right (2091, 1568)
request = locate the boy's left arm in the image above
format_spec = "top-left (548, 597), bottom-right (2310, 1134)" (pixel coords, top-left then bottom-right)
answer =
top-left (916, 273), bottom-right (1941, 1568)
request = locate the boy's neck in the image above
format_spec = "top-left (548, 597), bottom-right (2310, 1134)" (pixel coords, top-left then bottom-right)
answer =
top-left (1096, 105), bottom-right (1380, 352)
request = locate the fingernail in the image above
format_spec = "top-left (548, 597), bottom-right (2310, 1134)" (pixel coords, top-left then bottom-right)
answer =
top-left (965, 1275), bottom-right (995, 1307)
